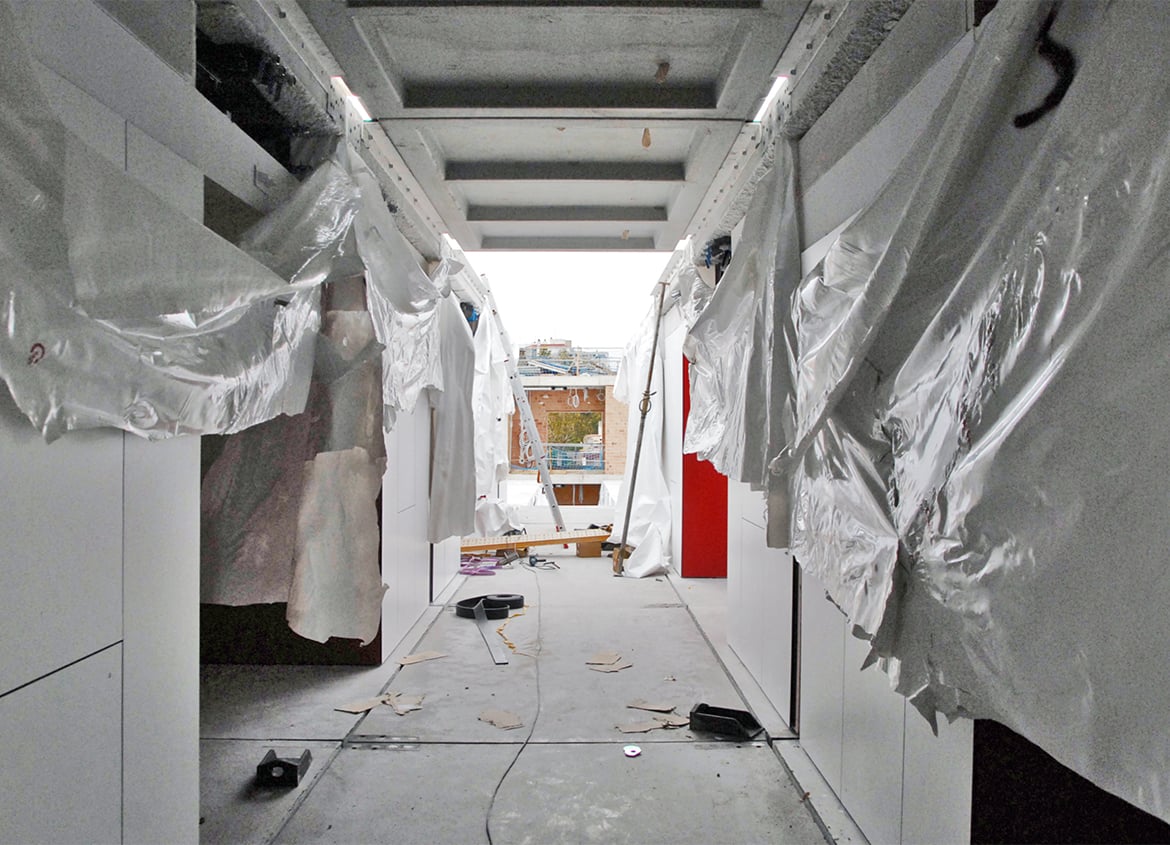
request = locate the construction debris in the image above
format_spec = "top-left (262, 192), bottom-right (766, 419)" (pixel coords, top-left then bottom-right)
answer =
top-left (479, 708), bottom-right (524, 730)
top-left (398, 650), bottom-right (447, 666)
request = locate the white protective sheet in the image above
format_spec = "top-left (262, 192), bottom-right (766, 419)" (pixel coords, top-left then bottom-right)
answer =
top-left (609, 302), bottom-right (671, 578)
top-left (286, 447), bottom-right (387, 645)
top-left (351, 162), bottom-right (445, 429)
top-left (427, 294), bottom-right (477, 541)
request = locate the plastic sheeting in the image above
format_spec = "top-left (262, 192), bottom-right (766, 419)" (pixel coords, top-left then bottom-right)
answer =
top-left (351, 162), bottom-right (445, 429)
top-left (427, 294), bottom-right (477, 541)
top-left (609, 302), bottom-right (671, 579)
top-left (0, 0), bottom-right (362, 441)
top-left (779, 0), bottom-right (1170, 823)
top-left (683, 142), bottom-right (801, 495)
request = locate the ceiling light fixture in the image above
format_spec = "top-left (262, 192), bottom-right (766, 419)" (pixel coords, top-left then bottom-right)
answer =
top-left (331, 75), bottom-right (374, 122)
top-left (752, 75), bottom-right (790, 124)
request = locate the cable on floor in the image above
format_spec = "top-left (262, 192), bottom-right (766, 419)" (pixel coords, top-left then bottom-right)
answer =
top-left (484, 562), bottom-right (545, 845)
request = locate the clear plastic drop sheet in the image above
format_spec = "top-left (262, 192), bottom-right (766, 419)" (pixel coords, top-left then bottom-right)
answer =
top-left (352, 165), bottom-right (443, 424)
top-left (0, 5), bottom-right (360, 441)
top-left (682, 163), bottom-right (776, 482)
top-left (683, 143), bottom-right (801, 492)
top-left (471, 303), bottom-right (514, 497)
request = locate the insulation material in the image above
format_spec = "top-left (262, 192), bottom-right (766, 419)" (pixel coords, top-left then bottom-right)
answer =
top-left (661, 238), bottom-right (715, 331)
top-left (286, 446), bottom-right (387, 645)
top-left (609, 304), bottom-right (671, 579)
top-left (427, 294), bottom-right (477, 541)
top-left (683, 143), bottom-right (801, 494)
top-left (351, 163), bottom-right (444, 428)
top-left (785, 0), bottom-right (1170, 823)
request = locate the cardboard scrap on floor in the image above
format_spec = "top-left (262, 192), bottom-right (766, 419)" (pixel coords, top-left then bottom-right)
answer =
top-left (334, 692), bottom-right (425, 715)
top-left (627, 699), bottom-right (675, 713)
top-left (586, 650), bottom-right (623, 666)
top-left (586, 651), bottom-right (633, 673)
top-left (616, 713), bottom-right (690, 733)
top-left (479, 708), bottom-right (524, 730)
top-left (334, 696), bottom-right (389, 714)
top-left (385, 693), bottom-right (424, 716)
top-left (398, 650), bottom-right (447, 666)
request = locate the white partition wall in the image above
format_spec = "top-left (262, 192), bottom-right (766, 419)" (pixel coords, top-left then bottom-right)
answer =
top-left (381, 400), bottom-right (435, 660)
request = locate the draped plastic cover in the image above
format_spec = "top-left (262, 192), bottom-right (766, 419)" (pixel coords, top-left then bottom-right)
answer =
top-left (608, 300), bottom-right (671, 579)
top-left (765, 0), bottom-right (1170, 823)
top-left (0, 1), bottom-right (356, 441)
top-left (683, 142), bottom-right (801, 496)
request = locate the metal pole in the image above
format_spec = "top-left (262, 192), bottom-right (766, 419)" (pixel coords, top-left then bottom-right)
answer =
top-left (613, 280), bottom-right (669, 575)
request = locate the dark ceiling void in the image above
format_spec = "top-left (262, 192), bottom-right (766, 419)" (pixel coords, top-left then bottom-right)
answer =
top-left (195, 32), bottom-right (332, 176)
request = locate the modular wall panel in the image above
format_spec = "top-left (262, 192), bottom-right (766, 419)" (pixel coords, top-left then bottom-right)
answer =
top-left (799, 573), bottom-right (846, 794)
top-left (0, 392), bottom-right (123, 696)
top-left (903, 709), bottom-right (974, 845)
top-left (123, 434), bottom-right (201, 845)
top-left (841, 631), bottom-right (906, 845)
top-left (0, 646), bottom-right (122, 845)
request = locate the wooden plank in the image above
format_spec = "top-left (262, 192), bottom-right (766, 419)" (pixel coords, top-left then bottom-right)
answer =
top-left (460, 528), bottom-right (610, 553)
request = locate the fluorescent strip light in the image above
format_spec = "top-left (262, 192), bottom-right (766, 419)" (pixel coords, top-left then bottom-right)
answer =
top-left (752, 75), bottom-right (789, 123)
top-left (331, 75), bottom-right (374, 122)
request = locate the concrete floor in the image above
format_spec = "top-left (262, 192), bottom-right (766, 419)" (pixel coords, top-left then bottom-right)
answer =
top-left (201, 555), bottom-right (831, 844)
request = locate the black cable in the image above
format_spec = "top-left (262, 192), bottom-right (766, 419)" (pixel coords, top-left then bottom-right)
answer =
top-left (484, 563), bottom-right (544, 845)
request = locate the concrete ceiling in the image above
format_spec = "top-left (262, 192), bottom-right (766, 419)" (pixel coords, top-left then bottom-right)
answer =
top-left (300, 0), bottom-right (810, 250)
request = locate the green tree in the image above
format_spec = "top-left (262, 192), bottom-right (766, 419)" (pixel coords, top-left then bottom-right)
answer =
top-left (548, 411), bottom-right (601, 443)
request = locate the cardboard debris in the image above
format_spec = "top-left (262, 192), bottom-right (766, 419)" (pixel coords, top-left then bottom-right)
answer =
top-left (617, 720), bottom-right (664, 734)
top-left (616, 714), bottom-right (690, 734)
top-left (398, 650), bottom-right (447, 666)
top-left (586, 651), bottom-right (623, 666)
top-left (627, 699), bottom-right (675, 713)
top-left (386, 693), bottom-right (424, 716)
top-left (334, 696), bottom-right (388, 714)
top-left (589, 660), bottom-right (633, 674)
top-left (479, 708), bottom-right (524, 730)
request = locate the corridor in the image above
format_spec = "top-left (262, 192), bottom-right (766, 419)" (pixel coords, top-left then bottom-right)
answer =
top-left (199, 553), bottom-right (829, 844)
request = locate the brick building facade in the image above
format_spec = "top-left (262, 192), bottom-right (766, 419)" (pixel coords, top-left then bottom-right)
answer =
top-left (509, 383), bottom-right (627, 476)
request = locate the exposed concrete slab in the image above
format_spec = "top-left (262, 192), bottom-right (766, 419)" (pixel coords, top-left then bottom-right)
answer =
top-left (492, 742), bottom-right (828, 844)
top-left (272, 744), bottom-right (519, 845)
top-left (199, 740), bottom-right (339, 845)
top-left (353, 605), bottom-right (538, 743)
top-left (201, 664), bottom-right (400, 740)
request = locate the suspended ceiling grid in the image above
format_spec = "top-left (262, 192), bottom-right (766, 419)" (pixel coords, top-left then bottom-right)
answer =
top-left (300, 0), bottom-right (810, 251)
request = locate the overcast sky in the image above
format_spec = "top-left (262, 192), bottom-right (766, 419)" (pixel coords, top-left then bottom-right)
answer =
top-left (465, 251), bottom-right (673, 351)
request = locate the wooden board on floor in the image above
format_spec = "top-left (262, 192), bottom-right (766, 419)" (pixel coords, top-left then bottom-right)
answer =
top-left (460, 528), bottom-right (611, 554)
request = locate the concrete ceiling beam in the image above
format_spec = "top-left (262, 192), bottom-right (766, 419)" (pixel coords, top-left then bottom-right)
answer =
top-left (468, 205), bottom-right (669, 222)
top-left (402, 84), bottom-right (719, 112)
top-left (445, 161), bottom-right (686, 181)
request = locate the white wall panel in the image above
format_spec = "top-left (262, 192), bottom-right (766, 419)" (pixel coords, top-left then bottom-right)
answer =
top-left (842, 632), bottom-right (906, 845)
top-left (0, 646), bottom-right (122, 845)
top-left (0, 392), bottom-right (123, 696)
top-left (122, 435), bottom-right (201, 845)
top-left (799, 573), bottom-right (846, 794)
top-left (759, 550), bottom-right (794, 726)
top-left (902, 709), bottom-right (973, 845)
top-left (382, 402), bottom-right (434, 659)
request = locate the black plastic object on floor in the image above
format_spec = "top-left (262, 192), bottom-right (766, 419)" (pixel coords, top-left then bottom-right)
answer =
top-left (255, 749), bottom-right (312, 787)
top-left (455, 594), bottom-right (523, 620)
top-left (688, 703), bottom-right (764, 740)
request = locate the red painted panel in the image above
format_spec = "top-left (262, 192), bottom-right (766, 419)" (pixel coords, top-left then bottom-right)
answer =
top-left (681, 357), bottom-right (728, 577)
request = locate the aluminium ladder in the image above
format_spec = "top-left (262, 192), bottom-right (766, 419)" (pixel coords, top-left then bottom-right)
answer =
top-left (482, 285), bottom-right (567, 533)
